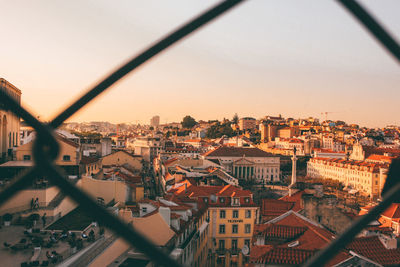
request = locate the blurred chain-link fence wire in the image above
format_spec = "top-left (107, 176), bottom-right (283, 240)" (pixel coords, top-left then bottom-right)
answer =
top-left (0, 0), bottom-right (399, 266)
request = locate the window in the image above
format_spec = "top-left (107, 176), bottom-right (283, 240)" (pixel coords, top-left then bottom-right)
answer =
top-left (220, 210), bottom-right (226, 219)
top-left (23, 155), bottom-right (31, 161)
top-left (244, 239), bottom-right (250, 248)
top-left (219, 224), bottom-right (225, 234)
top-left (245, 224), bottom-right (251, 233)
top-left (233, 210), bottom-right (239, 218)
top-left (219, 240), bottom-right (225, 249)
top-left (142, 207), bottom-right (147, 213)
top-left (233, 197), bottom-right (240, 206)
top-left (245, 210), bottom-right (251, 218)
top-left (232, 224), bottom-right (238, 234)
top-left (63, 155), bottom-right (71, 161)
top-left (232, 239), bottom-right (238, 250)
top-left (244, 197), bottom-right (250, 203)
top-left (220, 197), bottom-right (225, 203)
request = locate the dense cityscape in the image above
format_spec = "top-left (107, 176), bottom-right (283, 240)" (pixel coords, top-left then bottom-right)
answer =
top-left (1, 78), bottom-right (400, 266)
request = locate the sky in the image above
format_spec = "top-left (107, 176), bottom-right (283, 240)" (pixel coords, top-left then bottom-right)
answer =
top-left (1, 0), bottom-right (399, 128)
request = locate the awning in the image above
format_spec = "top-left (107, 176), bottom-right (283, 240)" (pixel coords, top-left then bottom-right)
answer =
top-left (348, 189), bottom-right (359, 194)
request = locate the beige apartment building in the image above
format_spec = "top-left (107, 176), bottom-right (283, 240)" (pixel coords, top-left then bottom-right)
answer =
top-left (307, 157), bottom-right (389, 198)
top-left (0, 78), bottom-right (21, 160)
top-left (238, 117), bottom-right (256, 131)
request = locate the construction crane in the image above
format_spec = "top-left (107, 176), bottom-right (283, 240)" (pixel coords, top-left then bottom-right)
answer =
top-left (321, 112), bottom-right (336, 122)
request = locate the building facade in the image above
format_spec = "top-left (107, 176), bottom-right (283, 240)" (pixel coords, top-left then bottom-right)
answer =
top-left (238, 117), bottom-right (256, 131)
top-left (150, 115), bottom-right (160, 128)
top-left (204, 146), bottom-right (281, 183)
top-left (0, 78), bottom-right (21, 161)
top-left (307, 157), bottom-right (389, 198)
top-left (169, 184), bottom-right (259, 267)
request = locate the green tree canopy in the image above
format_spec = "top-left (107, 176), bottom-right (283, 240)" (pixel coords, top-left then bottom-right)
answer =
top-left (206, 121), bottom-right (235, 139)
top-left (232, 113), bottom-right (239, 124)
top-left (181, 115), bottom-right (197, 129)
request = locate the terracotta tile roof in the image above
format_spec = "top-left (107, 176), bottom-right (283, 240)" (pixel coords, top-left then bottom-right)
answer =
top-left (362, 145), bottom-right (400, 158)
top-left (168, 183), bottom-right (256, 207)
top-left (56, 135), bottom-right (79, 148)
top-left (115, 171), bottom-right (142, 184)
top-left (184, 139), bottom-right (202, 143)
top-left (250, 245), bottom-right (273, 263)
top-left (359, 205), bottom-right (374, 215)
top-left (311, 157), bottom-right (389, 172)
top-left (289, 138), bottom-right (304, 144)
top-left (381, 203), bottom-right (400, 219)
top-left (326, 251), bottom-right (353, 266)
top-left (365, 226), bottom-right (394, 235)
top-left (139, 199), bottom-right (160, 207)
top-left (279, 191), bottom-right (304, 212)
top-left (204, 146), bottom-right (275, 158)
top-left (261, 199), bottom-right (295, 219)
top-left (257, 247), bottom-right (315, 265)
top-left (366, 154), bottom-right (395, 163)
top-left (266, 212), bottom-right (334, 251)
top-left (347, 235), bottom-right (400, 266)
top-left (263, 224), bottom-right (307, 239)
top-left (80, 156), bottom-right (100, 164)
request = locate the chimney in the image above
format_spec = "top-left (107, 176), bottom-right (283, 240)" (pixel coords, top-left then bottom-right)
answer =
top-left (159, 206), bottom-right (171, 227)
top-left (314, 183), bottom-right (323, 198)
top-left (379, 234), bottom-right (397, 249)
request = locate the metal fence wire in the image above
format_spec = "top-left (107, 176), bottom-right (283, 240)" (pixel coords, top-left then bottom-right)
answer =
top-left (0, 0), bottom-right (399, 266)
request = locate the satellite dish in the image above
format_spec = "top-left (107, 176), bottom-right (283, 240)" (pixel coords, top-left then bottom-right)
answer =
top-left (241, 245), bottom-right (249, 255)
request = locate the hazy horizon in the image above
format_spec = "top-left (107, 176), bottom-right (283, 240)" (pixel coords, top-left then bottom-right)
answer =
top-left (1, 0), bottom-right (399, 128)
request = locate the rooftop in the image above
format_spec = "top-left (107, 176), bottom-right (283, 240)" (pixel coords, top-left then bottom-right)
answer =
top-left (203, 146), bottom-right (275, 158)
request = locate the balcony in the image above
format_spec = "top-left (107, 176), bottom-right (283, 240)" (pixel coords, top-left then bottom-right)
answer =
top-left (216, 248), bottom-right (226, 256)
top-left (179, 227), bottom-right (197, 250)
top-left (230, 248), bottom-right (240, 256)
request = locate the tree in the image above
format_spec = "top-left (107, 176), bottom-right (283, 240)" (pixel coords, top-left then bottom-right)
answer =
top-left (206, 122), bottom-right (235, 139)
top-left (181, 115), bottom-right (197, 129)
top-left (232, 113), bottom-right (239, 125)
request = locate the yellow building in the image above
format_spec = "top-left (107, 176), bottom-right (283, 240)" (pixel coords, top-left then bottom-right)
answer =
top-left (102, 150), bottom-right (143, 171)
top-left (169, 184), bottom-right (259, 267)
top-left (307, 157), bottom-right (389, 198)
top-left (81, 175), bottom-right (144, 205)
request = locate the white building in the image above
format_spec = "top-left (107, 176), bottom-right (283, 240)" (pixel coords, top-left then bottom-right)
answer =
top-left (274, 138), bottom-right (305, 155)
top-left (129, 136), bottom-right (161, 162)
top-left (0, 79), bottom-right (21, 160)
top-left (203, 146), bottom-right (280, 183)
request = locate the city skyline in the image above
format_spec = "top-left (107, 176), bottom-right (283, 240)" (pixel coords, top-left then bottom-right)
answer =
top-left (1, 0), bottom-right (399, 127)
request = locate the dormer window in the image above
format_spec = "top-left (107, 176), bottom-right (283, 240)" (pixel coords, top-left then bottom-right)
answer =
top-left (244, 197), bottom-right (250, 203)
top-left (204, 197), bottom-right (208, 203)
top-left (233, 198), bottom-right (240, 206)
top-left (220, 197), bottom-right (225, 203)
